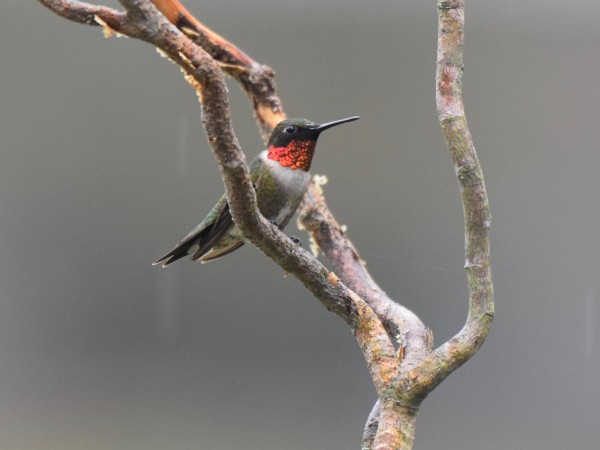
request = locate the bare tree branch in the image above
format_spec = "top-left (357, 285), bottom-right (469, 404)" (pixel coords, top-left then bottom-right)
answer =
top-left (151, 0), bottom-right (285, 140)
top-left (38, 0), bottom-right (494, 448)
top-left (398, 0), bottom-right (495, 403)
top-left (299, 181), bottom-right (433, 367)
top-left (39, 0), bottom-right (400, 421)
top-left (145, 2), bottom-right (431, 372)
top-left (36, 0), bottom-right (122, 25)
top-left (298, 182), bottom-right (432, 448)
top-left (303, 0), bottom-right (494, 446)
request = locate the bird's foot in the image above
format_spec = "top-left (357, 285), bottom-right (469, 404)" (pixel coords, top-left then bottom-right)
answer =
top-left (290, 236), bottom-right (302, 246)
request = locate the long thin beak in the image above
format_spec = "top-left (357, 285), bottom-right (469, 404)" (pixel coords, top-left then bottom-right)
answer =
top-left (315, 116), bottom-right (360, 133)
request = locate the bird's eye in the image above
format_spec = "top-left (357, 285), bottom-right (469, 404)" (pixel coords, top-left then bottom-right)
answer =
top-left (284, 125), bottom-right (296, 134)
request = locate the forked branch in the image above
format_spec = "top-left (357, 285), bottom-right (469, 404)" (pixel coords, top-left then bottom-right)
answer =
top-left (39, 1), bottom-right (494, 448)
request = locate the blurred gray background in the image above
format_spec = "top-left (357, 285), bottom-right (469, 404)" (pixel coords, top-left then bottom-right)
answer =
top-left (1, 1), bottom-right (599, 448)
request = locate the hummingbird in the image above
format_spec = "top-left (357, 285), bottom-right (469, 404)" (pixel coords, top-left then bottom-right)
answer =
top-left (154, 116), bottom-right (359, 267)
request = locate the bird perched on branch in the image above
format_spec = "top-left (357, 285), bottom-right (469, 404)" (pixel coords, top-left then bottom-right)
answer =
top-left (155, 116), bottom-right (359, 266)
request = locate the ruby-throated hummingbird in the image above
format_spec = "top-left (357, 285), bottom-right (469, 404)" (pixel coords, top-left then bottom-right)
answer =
top-left (154, 116), bottom-right (359, 266)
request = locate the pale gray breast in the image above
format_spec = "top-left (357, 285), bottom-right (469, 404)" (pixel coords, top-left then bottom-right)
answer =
top-left (260, 151), bottom-right (311, 197)
top-left (260, 152), bottom-right (311, 225)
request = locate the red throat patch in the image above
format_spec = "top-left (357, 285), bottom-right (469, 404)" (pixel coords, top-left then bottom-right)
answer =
top-left (267, 140), bottom-right (316, 171)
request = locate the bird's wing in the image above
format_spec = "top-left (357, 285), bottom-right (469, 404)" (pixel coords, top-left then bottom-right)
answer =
top-left (154, 194), bottom-right (231, 266)
top-left (154, 154), bottom-right (265, 266)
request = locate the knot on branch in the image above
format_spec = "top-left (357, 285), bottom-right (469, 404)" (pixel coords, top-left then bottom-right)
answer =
top-left (456, 163), bottom-right (478, 180)
top-left (297, 208), bottom-right (324, 233)
top-left (248, 64), bottom-right (275, 84)
top-left (438, 0), bottom-right (463, 11)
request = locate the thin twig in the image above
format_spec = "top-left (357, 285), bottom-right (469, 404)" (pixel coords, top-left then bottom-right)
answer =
top-left (399, 0), bottom-right (494, 403)
top-left (37, 0), bottom-right (126, 26)
top-left (150, 0), bottom-right (285, 140)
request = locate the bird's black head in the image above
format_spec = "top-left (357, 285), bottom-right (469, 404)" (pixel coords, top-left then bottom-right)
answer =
top-left (267, 116), bottom-right (360, 148)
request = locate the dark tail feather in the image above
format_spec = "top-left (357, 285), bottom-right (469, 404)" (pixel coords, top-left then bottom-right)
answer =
top-left (155, 200), bottom-right (236, 267)
top-left (153, 242), bottom-right (195, 267)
